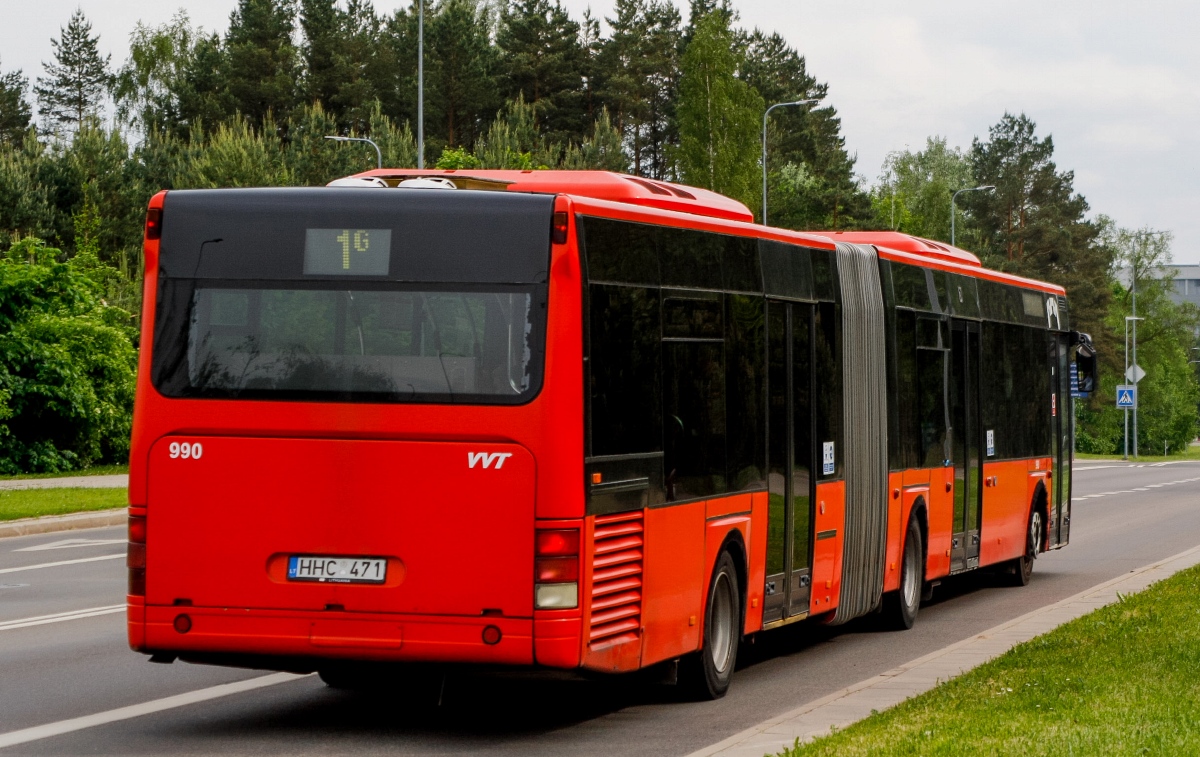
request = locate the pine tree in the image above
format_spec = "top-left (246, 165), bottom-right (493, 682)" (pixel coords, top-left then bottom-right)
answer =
top-left (34, 10), bottom-right (111, 134)
top-left (0, 60), bottom-right (33, 146)
top-left (176, 33), bottom-right (234, 129)
top-left (675, 11), bottom-right (762, 208)
top-left (300, 0), bottom-right (341, 109)
top-left (596, 0), bottom-right (681, 178)
top-left (223, 0), bottom-right (299, 124)
top-left (742, 29), bottom-right (870, 229)
top-left (967, 113), bottom-right (1111, 360)
top-left (376, 4), bottom-right (421, 130)
top-left (496, 0), bottom-right (586, 143)
top-left (429, 0), bottom-right (497, 147)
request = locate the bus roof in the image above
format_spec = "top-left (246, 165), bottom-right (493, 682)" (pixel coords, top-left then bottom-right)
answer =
top-left (349, 168), bottom-right (756, 223)
top-left (338, 169), bottom-right (1065, 296)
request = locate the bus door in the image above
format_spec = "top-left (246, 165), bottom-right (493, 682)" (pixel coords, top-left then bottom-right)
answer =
top-left (764, 300), bottom-right (815, 622)
top-left (949, 319), bottom-right (983, 572)
top-left (1052, 332), bottom-right (1072, 546)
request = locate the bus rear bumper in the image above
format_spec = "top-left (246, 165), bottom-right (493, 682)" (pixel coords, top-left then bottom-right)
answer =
top-left (142, 605), bottom-right (542, 666)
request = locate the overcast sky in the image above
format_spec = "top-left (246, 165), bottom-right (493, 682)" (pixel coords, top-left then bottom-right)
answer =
top-left (5, 1), bottom-right (1198, 263)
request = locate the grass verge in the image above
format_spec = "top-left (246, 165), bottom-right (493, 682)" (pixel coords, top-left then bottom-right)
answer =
top-left (777, 563), bottom-right (1200, 756)
top-left (1075, 444), bottom-right (1200, 463)
top-left (0, 464), bottom-right (129, 482)
top-left (0, 488), bottom-right (126, 521)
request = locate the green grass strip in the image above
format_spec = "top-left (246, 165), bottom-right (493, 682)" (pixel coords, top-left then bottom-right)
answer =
top-left (1075, 445), bottom-right (1200, 463)
top-left (777, 563), bottom-right (1200, 756)
top-left (0, 488), bottom-right (127, 522)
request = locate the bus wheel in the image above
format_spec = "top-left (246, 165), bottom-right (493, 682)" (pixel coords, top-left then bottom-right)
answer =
top-left (1010, 509), bottom-right (1043, 587)
top-left (319, 665), bottom-right (381, 691)
top-left (680, 550), bottom-right (742, 700)
top-left (883, 516), bottom-right (924, 630)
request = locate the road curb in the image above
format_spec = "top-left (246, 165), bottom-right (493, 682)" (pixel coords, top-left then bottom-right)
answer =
top-left (688, 541), bottom-right (1200, 757)
top-left (0, 509), bottom-right (126, 540)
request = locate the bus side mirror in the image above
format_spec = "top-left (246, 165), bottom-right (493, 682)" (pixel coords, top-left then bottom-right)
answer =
top-left (1071, 331), bottom-right (1097, 394)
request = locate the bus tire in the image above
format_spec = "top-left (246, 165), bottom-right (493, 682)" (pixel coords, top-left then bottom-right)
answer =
top-left (318, 665), bottom-right (381, 691)
top-left (883, 516), bottom-right (924, 630)
top-left (1009, 507), bottom-right (1043, 587)
top-left (679, 550), bottom-right (742, 700)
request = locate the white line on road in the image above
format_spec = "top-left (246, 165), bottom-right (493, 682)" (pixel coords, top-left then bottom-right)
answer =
top-left (0, 605), bottom-right (124, 631)
top-left (1072, 477), bottom-right (1200, 503)
top-left (0, 672), bottom-right (310, 750)
top-left (0, 554), bottom-right (124, 575)
top-left (15, 538), bottom-right (126, 553)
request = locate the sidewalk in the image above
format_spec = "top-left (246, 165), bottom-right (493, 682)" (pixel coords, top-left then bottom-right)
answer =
top-left (0, 475), bottom-right (128, 491)
top-left (687, 541), bottom-right (1200, 757)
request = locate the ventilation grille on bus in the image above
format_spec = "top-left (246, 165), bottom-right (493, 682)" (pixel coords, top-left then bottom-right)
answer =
top-left (588, 511), bottom-right (644, 650)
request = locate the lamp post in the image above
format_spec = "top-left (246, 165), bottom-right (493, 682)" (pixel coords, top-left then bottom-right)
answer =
top-left (950, 185), bottom-right (995, 247)
top-left (1124, 315), bottom-right (1143, 459)
top-left (1125, 229), bottom-right (1168, 458)
top-left (417, 0), bottom-right (424, 169)
top-left (761, 99), bottom-right (818, 226)
top-left (324, 136), bottom-right (383, 170)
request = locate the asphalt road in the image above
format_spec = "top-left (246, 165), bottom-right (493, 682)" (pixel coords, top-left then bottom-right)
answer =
top-left (2, 460), bottom-right (1199, 756)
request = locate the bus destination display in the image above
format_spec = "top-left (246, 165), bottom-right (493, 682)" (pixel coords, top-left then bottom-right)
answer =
top-left (304, 228), bottom-right (392, 276)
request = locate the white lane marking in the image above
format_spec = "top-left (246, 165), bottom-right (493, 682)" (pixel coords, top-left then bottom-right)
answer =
top-left (0, 605), bottom-right (124, 631)
top-left (0, 672), bottom-right (310, 750)
top-left (1073, 477), bottom-right (1200, 502)
top-left (0, 554), bottom-right (123, 575)
top-left (15, 539), bottom-right (126, 553)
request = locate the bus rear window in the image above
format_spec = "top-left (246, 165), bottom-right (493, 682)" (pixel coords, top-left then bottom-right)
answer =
top-left (152, 283), bottom-right (542, 404)
top-left (149, 188), bottom-right (553, 405)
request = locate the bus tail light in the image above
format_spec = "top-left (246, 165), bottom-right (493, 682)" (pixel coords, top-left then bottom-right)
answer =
top-left (551, 211), bottom-right (569, 244)
top-left (145, 207), bottom-right (163, 240)
top-left (535, 527), bottom-right (579, 609)
top-left (128, 514), bottom-right (147, 597)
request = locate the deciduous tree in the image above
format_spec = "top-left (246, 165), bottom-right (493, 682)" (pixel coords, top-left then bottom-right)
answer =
top-left (675, 11), bottom-right (763, 210)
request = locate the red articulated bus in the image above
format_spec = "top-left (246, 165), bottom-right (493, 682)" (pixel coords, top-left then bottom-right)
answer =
top-left (127, 170), bottom-right (1097, 699)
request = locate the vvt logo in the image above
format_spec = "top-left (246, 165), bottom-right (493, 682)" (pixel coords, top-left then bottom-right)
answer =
top-left (468, 451), bottom-right (513, 469)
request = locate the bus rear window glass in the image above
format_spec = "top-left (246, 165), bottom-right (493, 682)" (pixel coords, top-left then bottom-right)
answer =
top-left (153, 284), bottom-right (543, 404)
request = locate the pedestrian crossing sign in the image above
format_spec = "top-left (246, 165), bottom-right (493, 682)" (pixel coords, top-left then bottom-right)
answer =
top-left (1116, 385), bottom-right (1136, 409)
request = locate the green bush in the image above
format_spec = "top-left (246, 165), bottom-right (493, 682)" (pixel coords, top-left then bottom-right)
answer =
top-left (0, 238), bottom-right (137, 473)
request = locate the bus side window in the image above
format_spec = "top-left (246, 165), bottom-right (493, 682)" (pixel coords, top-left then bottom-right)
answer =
top-left (587, 285), bottom-right (663, 458)
top-left (894, 309), bottom-right (920, 470)
top-left (663, 293), bottom-right (727, 500)
top-left (726, 294), bottom-right (766, 491)
top-left (916, 315), bottom-right (949, 468)
top-left (814, 302), bottom-right (842, 479)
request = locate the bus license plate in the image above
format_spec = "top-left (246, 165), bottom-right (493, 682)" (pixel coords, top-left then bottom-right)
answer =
top-left (287, 556), bottom-right (387, 584)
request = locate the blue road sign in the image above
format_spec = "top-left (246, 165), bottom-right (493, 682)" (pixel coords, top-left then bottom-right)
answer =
top-left (1116, 384), bottom-right (1137, 409)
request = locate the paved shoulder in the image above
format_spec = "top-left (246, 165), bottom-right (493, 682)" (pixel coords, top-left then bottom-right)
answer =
top-left (0, 475), bottom-right (128, 491)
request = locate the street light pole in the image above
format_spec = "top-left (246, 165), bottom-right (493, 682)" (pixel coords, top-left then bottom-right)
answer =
top-left (418, 0), bottom-right (425, 169)
top-left (323, 136), bottom-right (383, 169)
top-left (950, 185), bottom-right (995, 247)
top-left (761, 99), bottom-right (818, 226)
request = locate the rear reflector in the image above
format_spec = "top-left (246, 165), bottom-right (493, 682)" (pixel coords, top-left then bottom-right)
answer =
top-left (535, 583), bottom-right (578, 610)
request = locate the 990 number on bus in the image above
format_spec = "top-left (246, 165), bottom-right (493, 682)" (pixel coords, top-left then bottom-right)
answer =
top-left (168, 441), bottom-right (203, 459)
